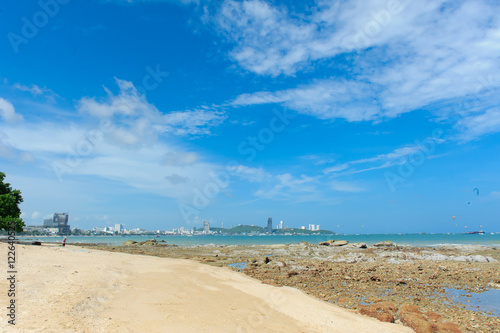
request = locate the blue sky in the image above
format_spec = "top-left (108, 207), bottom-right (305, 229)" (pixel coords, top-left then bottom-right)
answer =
top-left (1, 0), bottom-right (499, 233)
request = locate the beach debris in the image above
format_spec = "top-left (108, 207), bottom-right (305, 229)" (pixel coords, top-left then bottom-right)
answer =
top-left (319, 239), bottom-right (349, 246)
top-left (373, 241), bottom-right (397, 248)
top-left (264, 257), bottom-right (271, 264)
top-left (349, 242), bottom-right (367, 249)
top-left (330, 240), bottom-right (349, 247)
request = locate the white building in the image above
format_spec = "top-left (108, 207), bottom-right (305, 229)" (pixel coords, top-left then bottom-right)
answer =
top-left (203, 220), bottom-right (210, 234)
top-left (114, 224), bottom-right (124, 234)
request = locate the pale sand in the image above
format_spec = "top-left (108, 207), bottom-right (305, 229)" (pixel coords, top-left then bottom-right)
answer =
top-left (0, 243), bottom-right (414, 333)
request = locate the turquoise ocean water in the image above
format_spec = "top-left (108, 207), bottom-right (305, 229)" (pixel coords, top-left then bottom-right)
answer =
top-left (16, 233), bottom-right (500, 247)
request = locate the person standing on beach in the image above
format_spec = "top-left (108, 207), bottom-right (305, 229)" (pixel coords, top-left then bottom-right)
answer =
top-left (62, 237), bottom-right (67, 247)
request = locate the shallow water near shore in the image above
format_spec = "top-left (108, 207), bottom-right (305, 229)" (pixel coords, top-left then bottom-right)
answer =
top-left (445, 288), bottom-right (500, 317)
top-left (15, 232), bottom-right (500, 247)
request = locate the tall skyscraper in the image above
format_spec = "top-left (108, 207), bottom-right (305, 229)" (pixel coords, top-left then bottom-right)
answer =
top-left (114, 224), bottom-right (124, 234)
top-left (203, 220), bottom-right (210, 233)
top-left (54, 213), bottom-right (70, 234)
top-left (266, 217), bottom-right (272, 233)
top-left (43, 218), bottom-right (54, 227)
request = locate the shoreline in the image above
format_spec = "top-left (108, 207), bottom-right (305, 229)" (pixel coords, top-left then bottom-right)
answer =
top-left (7, 232), bottom-right (500, 249)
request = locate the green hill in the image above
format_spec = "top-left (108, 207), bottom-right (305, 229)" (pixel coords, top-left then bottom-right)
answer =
top-left (207, 225), bottom-right (334, 234)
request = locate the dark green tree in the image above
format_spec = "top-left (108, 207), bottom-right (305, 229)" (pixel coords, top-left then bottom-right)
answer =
top-left (0, 172), bottom-right (25, 232)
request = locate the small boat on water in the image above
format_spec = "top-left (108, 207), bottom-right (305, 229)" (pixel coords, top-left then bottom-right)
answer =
top-left (466, 231), bottom-right (485, 235)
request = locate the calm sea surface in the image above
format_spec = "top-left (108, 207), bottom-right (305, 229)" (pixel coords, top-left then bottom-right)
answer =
top-left (16, 233), bottom-right (500, 247)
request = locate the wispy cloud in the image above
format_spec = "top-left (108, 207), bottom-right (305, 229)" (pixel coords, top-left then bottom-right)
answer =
top-left (254, 173), bottom-right (317, 200)
top-left (78, 78), bottom-right (226, 140)
top-left (0, 97), bottom-right (23, 123)
top-left (13, 83), bottom-right (59, 103)
top-left (323, 145), bottom-right (424, 175)
top-left (216, 0), bottom-right (500, 139)
top-left (456, 108), bottom-right (500, 142)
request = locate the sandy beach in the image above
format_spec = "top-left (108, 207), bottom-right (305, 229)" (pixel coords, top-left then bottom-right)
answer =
top-left (82, 240), bottom-right (500, 332)
top-left (0, 243), bottom-right (413, 333)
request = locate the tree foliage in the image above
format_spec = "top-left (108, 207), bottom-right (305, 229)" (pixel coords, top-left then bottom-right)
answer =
top-left (0, 172), bottom-right (25, 232)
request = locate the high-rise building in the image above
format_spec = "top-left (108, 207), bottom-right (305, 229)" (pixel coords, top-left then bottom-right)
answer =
top-left (203, 220), bottom-right (210, 233)
top-left (43, 218), bottom-right (54, 227)
top-left (114, 224), bottom-right (124, 234)
top-left (277, 220), bottom-right (284, 230)
top-left (54, 213), bottom-right (70, 234)
top-left (266, 217), bottom-right (272, 233)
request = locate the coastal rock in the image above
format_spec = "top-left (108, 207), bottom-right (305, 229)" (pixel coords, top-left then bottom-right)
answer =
top-left (399, 304), bottom-right (462, 333)
top-left (330, 240), bottom-right (349, 247)
top-left (435, 322), bottom-right (462, 333)
top-left (373, 241), bottom-right (396, 247)
top-left (123, 240), bottom-right (138, 245)
top-left (319, 240), bottom-right (335, 246)
top-left (141, 239), bottom-right (157, 246)
top-left (359, 301), bottom-right (398, 323)
top-left (349, 242), bottom-right (367, 248)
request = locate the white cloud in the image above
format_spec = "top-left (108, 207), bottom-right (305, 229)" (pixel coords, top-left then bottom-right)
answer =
top-left (456, 108), bottom-right (500, 142)
top-left (0, 79), bottom-right (229, 202)
top-left (31, 211), bottom-right (41, 220)
top-left (232, 165), bottom-right (267, 182)
top-left (13, 83), bottom-right (58, 102)
top-left (78, 78), bottom-right (225, 139)
top-left (163, 151), bottom-right (199, 166)
top-left (254, 173), bottom-right (316, 200)
top-left (216, 0), bottom-right (500, 139)
top-left (0, 98), bottom-right (23, 123)
top-left (232, 80), bottom-right (380, 121)
top-left (323, 145), bottom-right (426, 175)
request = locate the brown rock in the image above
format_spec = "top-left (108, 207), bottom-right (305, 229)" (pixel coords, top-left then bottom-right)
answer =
top-left (336, 297), bottom-right (351, 304)
top-left (319, 240), bottom-right (335, 246)
top-left (400, 312), bottom-right (434, 333)
top-left (427, 311), bottom-right (442, 322)
top-left (359, 301), bottom-right (397, 323)
top-left (435, 322), bottom-right (462, 333)
top-left (261, 279), bottom-right (282, 287)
